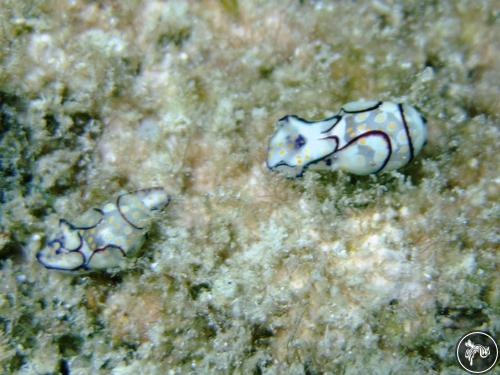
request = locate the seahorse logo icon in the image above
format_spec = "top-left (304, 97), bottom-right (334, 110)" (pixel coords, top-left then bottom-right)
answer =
top-left (456, 331), bottom-right (498, 374)
top-left (464, 339), bottom-right (491, 366)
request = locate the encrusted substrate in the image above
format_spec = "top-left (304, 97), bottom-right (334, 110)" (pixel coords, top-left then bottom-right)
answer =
top-left (0, 1), bottom-right (498, 373)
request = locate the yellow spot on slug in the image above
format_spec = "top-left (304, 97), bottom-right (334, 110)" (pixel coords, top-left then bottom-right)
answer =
top-left (279, 149), bottom-right (285, 155)
top-left (355, 113), bottom-right (368, 122)
top-left (375, 113), bottom-right (387, 123)
top-left (388, 122), bottom-right (397, 130)
top-left (103, 203), bottom-right (114, 212)
top-left (359, 138), bottom-right (366, 145)
top-left (305, 149), bottom-right (310, 160)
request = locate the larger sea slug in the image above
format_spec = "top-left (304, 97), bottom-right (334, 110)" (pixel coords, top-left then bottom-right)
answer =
top-left (266, 100), bottom-right (427, 177)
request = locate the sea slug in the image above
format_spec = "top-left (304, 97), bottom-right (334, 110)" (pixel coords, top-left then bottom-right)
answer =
top-left (36, 188), bottom-right (170, 272)
top-left (266, 100), bottom-right (427, 177)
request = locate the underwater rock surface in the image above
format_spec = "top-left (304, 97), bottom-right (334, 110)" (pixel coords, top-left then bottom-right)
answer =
top-left (0, 1), bottom-right (498, 373)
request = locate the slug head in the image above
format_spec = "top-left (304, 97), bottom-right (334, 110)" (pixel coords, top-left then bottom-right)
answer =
top-left (266, 115), bottom-right (337, 177)
top-left (36, 221), bottom-right (86, 272)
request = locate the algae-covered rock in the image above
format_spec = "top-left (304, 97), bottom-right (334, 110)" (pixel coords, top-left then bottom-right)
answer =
top-left (0, 0), bottom-right (498, 373)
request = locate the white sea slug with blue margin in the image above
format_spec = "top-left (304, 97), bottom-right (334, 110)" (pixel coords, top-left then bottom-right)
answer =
top-left (36, 188), bottom-right (170, 272)
top-left (266, 100), bottom-right (427, 177)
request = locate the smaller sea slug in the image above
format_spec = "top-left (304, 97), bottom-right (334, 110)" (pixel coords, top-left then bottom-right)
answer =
top-left (266, 100), bottom-right (427, 177)
top-left (36, 188), bottom-right (170, 272)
